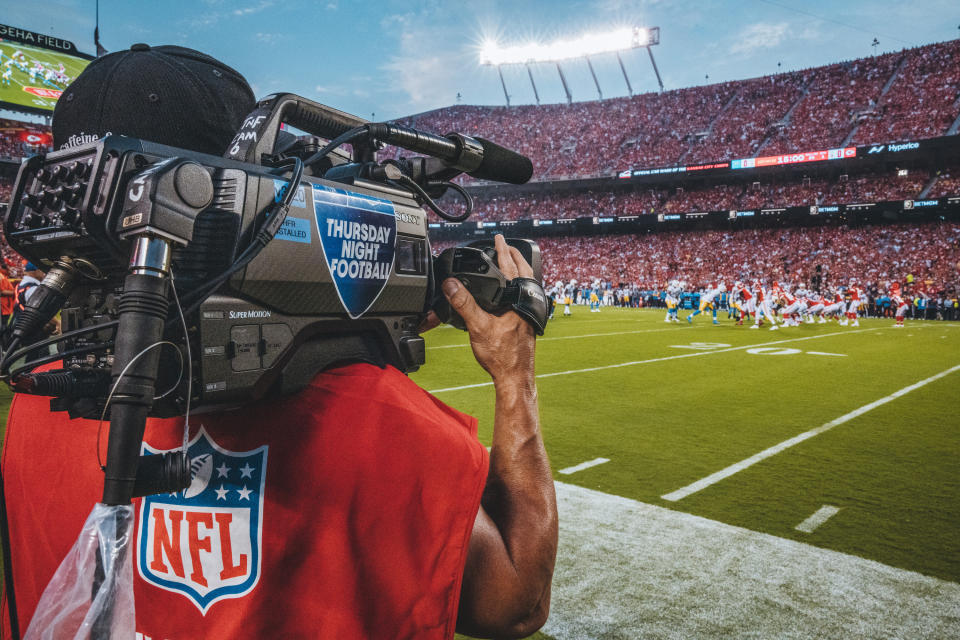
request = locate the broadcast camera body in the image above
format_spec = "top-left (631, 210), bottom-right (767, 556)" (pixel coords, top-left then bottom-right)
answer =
top-left (3, 94), bottom-right (547, 505)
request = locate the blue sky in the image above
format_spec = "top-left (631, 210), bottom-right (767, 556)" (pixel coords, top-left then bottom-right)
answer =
top-left (6, 0), bottom-right (960, 122)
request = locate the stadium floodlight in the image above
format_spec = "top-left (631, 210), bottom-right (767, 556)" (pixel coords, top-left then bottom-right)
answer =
top-left (479, 26), bottom-right (662, 105)
top-left (479, 27), bottom-right (655, 65)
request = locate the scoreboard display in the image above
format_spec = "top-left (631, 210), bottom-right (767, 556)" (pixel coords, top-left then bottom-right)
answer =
top-left (0, 24), bottom-right (93, 115)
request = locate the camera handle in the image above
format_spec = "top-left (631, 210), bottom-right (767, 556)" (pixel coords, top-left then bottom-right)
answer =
top-left (225, 93), bottom-right (369, 165)
top-left (101, 236), bottom-right (173, 506)
top-left (89, 236), bottom-right (173, 640)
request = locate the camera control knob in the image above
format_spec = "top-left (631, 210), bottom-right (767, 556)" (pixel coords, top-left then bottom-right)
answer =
top-left (22, 212), bottom-right (43, 228)
top-left (43, 186), bottom-right (64, 209)
top-left (20, 193), bottom-right (42, 211)
top-left (70, 160), bottom-right (90, 179)
top-left (60, 205), bottom-right (81, 226)
top-left (36, 168), bottom-right (54, 183)
top-left (63, 183), bottom-right (84, 206)
top-left (52, 165), bottom-right (69, 181)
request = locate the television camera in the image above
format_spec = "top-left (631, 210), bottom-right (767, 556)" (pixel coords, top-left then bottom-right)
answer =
top-left (2, 94), bottom-right (547, 508)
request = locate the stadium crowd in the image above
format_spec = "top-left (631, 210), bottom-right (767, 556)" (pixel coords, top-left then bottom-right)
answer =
top-left (387, 40), bottom-right (960, 181)
top-left (851, 40), bottom-right (960, 146)
top-left (763, 54), bottom-right (901, 155)
top-left (0, 119), bottom-right (53, 160)
top-left (531, 223), bottom-right (959, 294)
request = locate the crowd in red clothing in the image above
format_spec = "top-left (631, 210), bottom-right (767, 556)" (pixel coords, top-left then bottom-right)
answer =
top-left (531, 223), bottom-right (960, 293)
top-left (438, 167), bottom-right (950, 222)
top-left (763, 54), bottom-right (901, 155)
top-left (386, 40), bottom-right (960, 181)
top-left (929, 169), bottom-right (960, 197)
top-left (687, 72), bottom-right (807, 163)
top-left (0, 119), bottom-right (53, 160)
top-left (852, 40), bottom-right (960, 146)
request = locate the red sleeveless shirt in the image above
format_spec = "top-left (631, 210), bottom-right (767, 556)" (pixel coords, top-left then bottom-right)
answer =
top-left (2, 363), bottom-right (488, 639)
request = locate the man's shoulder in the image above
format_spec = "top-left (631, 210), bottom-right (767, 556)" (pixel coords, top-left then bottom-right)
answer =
top-left (308, 363), bottom-right (479, 433)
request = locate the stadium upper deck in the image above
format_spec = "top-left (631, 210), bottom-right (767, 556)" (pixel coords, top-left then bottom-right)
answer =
top-left (392, 39), bottom-right (960, 182)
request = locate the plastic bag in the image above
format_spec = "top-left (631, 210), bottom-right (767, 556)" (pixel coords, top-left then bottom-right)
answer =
top-left (24, 503), bottom-right (135, 640)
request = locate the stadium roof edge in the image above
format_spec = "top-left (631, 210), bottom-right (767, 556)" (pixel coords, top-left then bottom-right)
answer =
top-left (391, 37), bottom-right (960, 121)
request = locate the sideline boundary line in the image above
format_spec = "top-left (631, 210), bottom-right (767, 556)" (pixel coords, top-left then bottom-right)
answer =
top-left (662, 363), bottom-right (960, 501)
top-left (427, 327), bottom-right (879, 393)
top-left (427, 326), bottom-right (694, 350)
top-left (559, 457), bottom-right (610, 475)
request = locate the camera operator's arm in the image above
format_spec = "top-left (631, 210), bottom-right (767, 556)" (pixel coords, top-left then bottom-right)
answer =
top-left (449, 235), bottom-right (558, 639)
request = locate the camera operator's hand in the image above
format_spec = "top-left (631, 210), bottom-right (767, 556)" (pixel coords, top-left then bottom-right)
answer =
top-left (446, 234), bottom-right (557, 639)
top-left (440, 234), bottom-right (536, 386)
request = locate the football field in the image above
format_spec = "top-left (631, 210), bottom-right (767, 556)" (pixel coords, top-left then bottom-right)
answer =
top-left (420, 308), bottom-right (960, 639)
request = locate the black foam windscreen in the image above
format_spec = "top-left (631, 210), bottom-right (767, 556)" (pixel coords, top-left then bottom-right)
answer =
top-left (469, 137), bottom-right (534, 184)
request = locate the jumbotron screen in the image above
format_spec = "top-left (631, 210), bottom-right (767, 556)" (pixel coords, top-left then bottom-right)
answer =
top-left (0, 24), bottom-right (93, 114)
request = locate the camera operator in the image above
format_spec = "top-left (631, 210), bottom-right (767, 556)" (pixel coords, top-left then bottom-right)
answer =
top-left (1, 45), bottom-right (556, 640)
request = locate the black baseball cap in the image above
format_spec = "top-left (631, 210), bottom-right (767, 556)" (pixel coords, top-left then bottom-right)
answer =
top-left (53, 44), bottom-right (255, 156)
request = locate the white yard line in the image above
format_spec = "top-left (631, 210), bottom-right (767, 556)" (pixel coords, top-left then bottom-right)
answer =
top-left (427, 328), bottom-right (879, 393)
top-left (559, 457), bottom-right (610, 475)
top-left (544, 482), bottom-right (960, 639)
top-left (662, 363), bottom-right (960, 502)
top-left (426, 326), bottom-right (689, 350)
top-left (796, 505), bottom-right (841, 533)
top-left (806, 351), bottom-right (847, 356)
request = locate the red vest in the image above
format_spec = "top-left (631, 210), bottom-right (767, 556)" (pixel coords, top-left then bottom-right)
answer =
top-left (2, 364), bottom-right (488, 639)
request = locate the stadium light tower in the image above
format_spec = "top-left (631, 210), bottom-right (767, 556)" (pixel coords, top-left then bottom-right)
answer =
top-left (480, 26), bottom-right (662, 106)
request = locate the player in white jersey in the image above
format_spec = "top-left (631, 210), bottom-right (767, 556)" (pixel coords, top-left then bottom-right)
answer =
top-left (563, 281), bottom-right (574, 316)
top-left (805, 291), bottom-right (827, 323)
top-left (664, 279), bottom-right (681, 322)
top-left (775, 283), bottom-right (802, 327)
top-left (687, 282), bottom-right (725, 325)
top-left (794, 288), bottom-right (810, 323)
top-left (821, 288), bottom-right (846, 322)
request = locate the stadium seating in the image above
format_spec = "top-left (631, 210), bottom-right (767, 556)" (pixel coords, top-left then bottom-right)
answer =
top-left (389, 40), bottom-right (960, 181)
top-left (0, 118), bottom-right (53, 160)
top-left (530, 223), bottom-right (960, 292)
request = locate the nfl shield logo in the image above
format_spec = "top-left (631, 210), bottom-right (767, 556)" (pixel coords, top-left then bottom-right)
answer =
top-left (137, 428), bottom-right (268, 613)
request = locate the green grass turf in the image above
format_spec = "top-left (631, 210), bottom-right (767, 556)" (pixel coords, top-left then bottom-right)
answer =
top-left (412, 308), bottom-right (960, 584)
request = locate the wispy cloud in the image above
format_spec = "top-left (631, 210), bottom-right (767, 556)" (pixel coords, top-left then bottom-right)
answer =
top-left (315, 84), bottom-right (349, 96)
top-left (233, 1), bottom-right (274, 17)
top-left (729, 22), bottom-right (790, 55)
top-left (184, 1), bottom-right (276, 32)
